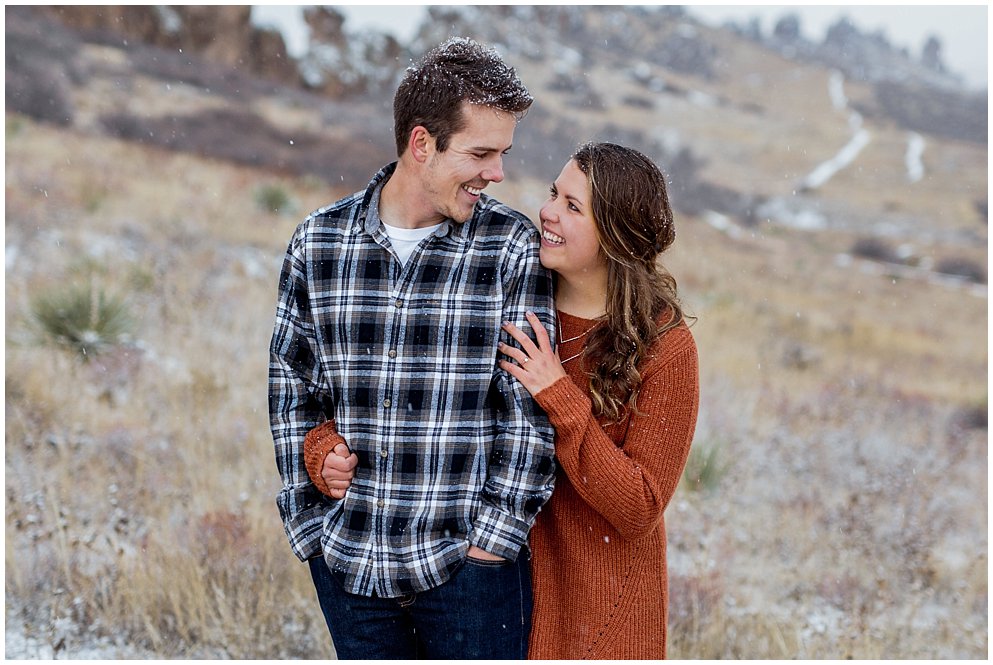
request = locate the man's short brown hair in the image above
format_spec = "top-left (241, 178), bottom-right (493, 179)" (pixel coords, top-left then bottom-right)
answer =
top-left (393, 38), bottom-right (533, 156)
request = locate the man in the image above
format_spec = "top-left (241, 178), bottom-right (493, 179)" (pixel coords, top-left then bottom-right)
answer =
top-left (268, 38), bottom-right (556, 659)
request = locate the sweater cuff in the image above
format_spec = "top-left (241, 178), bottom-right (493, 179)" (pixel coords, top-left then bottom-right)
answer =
top-left (303, 419), bottom-right (345, 497)
top-left (534, 376), bottom-right (591, 430)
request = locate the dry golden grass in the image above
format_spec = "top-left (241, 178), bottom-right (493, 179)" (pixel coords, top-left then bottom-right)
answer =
top-left (6, 116), bottom-right (344, 658)
top-left (660, 216), bottom-right (987, 657)
top-left (5, 108), bottom-right (987, 659)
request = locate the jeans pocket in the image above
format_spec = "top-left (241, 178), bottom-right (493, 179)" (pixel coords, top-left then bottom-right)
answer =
top-left (464, 555), bottom-right (509, 568)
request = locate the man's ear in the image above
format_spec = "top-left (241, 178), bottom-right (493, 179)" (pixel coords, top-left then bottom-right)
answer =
top-left (407, 126), bottom-right (434, 164)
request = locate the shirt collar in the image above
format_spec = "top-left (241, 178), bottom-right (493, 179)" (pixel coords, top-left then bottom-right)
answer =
top-left (353, 162), bottom-right (475, 243)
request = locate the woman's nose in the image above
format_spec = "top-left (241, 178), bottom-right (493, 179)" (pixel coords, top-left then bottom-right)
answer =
top-left (539, 200), bottom-right (556, 222)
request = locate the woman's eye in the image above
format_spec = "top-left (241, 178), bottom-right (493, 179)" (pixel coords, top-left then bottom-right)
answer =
top-left (568, 203), bottom-right (579, 212)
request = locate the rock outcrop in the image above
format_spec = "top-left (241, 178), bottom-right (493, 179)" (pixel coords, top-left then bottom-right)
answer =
top-left (296, 6), bottom-right (406, 98)
top-left (36, 5), bottom-right (299, 85)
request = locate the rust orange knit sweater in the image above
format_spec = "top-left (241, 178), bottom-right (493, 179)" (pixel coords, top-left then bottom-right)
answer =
top-left (527, 310), bottom-right (699, 660)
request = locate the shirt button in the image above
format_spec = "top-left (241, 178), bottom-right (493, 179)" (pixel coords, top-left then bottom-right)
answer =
top-left (383, 398), bottom-right (392, 408)
top-left (380, 449), bottom-right (388, 458)
top-left (394, 299), bottom-right (403, 308)
top-left (388, 349), bottom-right (397, 358)
top-left (377, 499), bottom-right (385, 508)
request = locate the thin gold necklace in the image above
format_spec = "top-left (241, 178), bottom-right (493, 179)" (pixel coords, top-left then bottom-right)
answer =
top-left (561, 348), bottom-right (586, 365)
top-left (557, 314), bottom-right (601, 364)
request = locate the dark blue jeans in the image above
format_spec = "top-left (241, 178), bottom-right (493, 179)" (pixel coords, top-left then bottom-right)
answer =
top-left (308, 553), bottom-right (532, 659)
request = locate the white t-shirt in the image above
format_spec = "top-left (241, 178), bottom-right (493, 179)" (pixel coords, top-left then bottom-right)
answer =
top-left (382, 221), bottom-right (443, 265)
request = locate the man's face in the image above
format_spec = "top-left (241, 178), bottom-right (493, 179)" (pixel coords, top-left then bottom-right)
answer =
top-left (422, 102), bottom-right (516, 224)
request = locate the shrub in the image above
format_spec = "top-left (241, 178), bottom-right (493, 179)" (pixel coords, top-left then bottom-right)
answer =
top-left (951, 395), bottom-right (987, 431)
top-left (668, 569), bottom-right (724, 642)
top-left (874, 80), bottom-right (986, 145)
top-left (4, 7), bottom-right (80, 126)
top-left (781, 341), bottom-right (821, 370)
top-left (5, 57), bottom-right (75, 127)
top-left (254, 184), bottom-right (294, 215)
top-left (99, 108), bottom-right (388, 190)
top-left (851, 236), bottom-right (898, 263)
top-left (622, 94), bottom-right (655, 109)
top-left (30, 280), bottom-right (135, 360)
top-left (100, 109), bottom-right (284, 166)
top-left (680, 438), bottom-right (729, 493)
top-left (934, 256), bottom-right (987, 284)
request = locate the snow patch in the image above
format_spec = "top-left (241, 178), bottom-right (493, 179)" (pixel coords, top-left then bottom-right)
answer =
top-left (827, 70), bottom-right (847, 111)
top-left (905, 132), bottom-right (925, 183)
top-left (4, 608), bottom-right (159, 659)
top-left (836, 253), bottom-right (988, 298)
top-left (798, 72), bottom-right (873, 191)
top-left (799, 128), bottom-right (871, 191)
top-left (758, 198), bottom-right (827, 230)
top-left (702, 210), bottom-right (745, 239)
top-left (687, 90), bottom-right (718, 108)
top-left (552, 46), bottom-right (583, 74)
top-left (153, 6), bottom-right (182, 35)
top-left (250, 6), bottom-right (310, 58)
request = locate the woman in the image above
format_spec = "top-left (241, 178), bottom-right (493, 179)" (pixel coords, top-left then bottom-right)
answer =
top-left (498, 142), bottom-right (699, 659)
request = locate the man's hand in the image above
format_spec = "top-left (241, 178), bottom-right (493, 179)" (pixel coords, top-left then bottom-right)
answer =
top-left (322, 442), bottom-right (358, 499)
top-left (467, 545), bottom-right (506, 562)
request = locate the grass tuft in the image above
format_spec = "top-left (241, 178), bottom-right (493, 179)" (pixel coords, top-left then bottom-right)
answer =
top-left (29, 278), bottom-right (134, 360)
top-left (254, 183), bottom-right (295, 215)
top-left (680, 438), bottom-right (730, 493)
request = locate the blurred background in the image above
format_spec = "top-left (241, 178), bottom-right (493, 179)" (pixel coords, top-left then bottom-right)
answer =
top-left (5, 4), bottom-right (987, 658)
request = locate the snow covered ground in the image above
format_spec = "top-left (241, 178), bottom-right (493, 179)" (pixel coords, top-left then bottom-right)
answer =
top-left (4, 609), bottom-right (153, 659)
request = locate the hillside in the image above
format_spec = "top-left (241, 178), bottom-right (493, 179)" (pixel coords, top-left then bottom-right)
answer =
top-left (7, 5), bottom-right (987, 282)
top-left (4, 5), bottom-right (988, 659)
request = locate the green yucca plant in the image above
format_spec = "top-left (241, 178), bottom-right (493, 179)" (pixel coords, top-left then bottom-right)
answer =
top-left (254, 183), bottom-right (294, 215)
top-left (30, 279), bottom-right (134, 360)
top-left (681, 438), bottom-right (730, 493)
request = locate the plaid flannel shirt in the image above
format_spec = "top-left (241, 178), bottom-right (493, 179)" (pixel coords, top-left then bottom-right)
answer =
top-left (269, 163), bottom-right (557, 598)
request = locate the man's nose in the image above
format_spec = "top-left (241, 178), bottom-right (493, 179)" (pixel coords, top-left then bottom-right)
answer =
top-left (483, 155), bottom-right (505, 183)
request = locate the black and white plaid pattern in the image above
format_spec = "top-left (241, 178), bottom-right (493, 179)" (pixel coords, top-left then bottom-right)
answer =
top-left (269, 163), bottom-right (556, 598)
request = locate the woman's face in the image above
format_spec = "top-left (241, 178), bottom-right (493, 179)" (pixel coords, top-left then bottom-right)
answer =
top-left (538, 160), bottom-right (607, 280)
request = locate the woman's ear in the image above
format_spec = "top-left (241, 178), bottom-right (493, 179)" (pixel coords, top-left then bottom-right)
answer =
top-left (407, 126), bottom-right (433, 164)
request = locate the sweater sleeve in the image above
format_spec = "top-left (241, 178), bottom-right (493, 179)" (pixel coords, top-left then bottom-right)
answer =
top-left (303, 419), bottom-right (347, 498)
top-left (533, 326), bottom-right (699, 541)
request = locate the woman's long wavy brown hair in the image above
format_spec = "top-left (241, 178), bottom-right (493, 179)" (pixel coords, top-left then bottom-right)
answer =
top-left (572, 142), bottom-right (687, 422)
